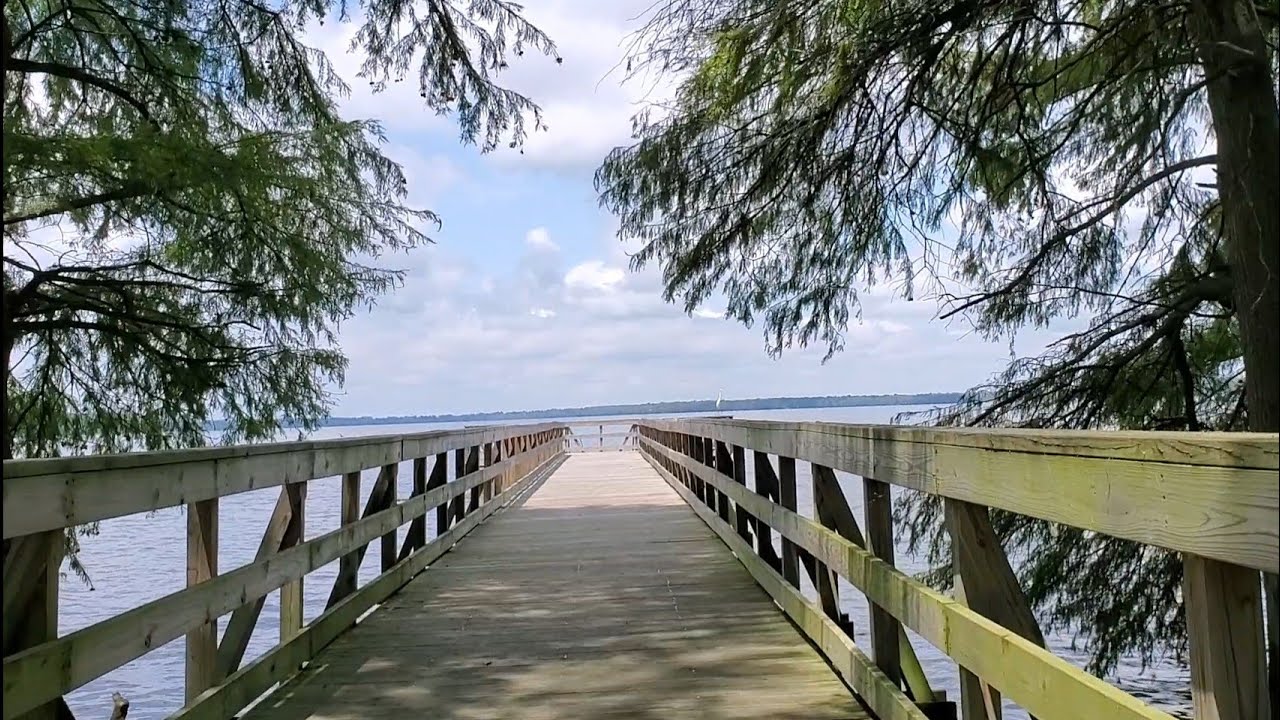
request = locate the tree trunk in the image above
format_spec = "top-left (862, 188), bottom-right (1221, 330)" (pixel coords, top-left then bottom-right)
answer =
top-left (1190, 4), bottom-right (1280, 717)
top-left (1190, 0), bottom-right (1280, 435)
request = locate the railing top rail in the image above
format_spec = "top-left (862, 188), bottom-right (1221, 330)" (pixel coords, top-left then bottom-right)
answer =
top-left (1, 421), bottom-right (570, 478)
top-left (634, 418), bottom-right (1279, 469)
top-left (1, 423), bottom-right (569, 540)
top-left (561, 415), bottom-right (732, 428)
top-left (634, 418), bottom-right (1280, 573)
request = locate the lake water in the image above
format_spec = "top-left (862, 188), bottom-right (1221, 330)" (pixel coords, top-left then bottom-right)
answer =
top-left (57, 405), bottom-right (1189, 719)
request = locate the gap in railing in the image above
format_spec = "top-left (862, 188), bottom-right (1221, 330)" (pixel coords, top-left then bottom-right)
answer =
top-left (563, 421), bottom-right (639, 453)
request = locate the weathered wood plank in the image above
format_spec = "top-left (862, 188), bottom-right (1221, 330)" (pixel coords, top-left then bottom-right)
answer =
top-left (0, 437), bottom-right (563, 719)
top-left (2, 532), bottom-right (58, 654)
top-left (946, 500), bottom-right (1045, 647)
top-left (428, 452), bottom-right (448, 539)
top-left (215, 487), bottom-right (299, 679)
top-left (638, 420), bottom-right (1279, 573)
top-left (280, 482), bottom-right (307, 644)
top-left (946, 499), bottom-right (1045, 720)
top-left (238, 451), bottom-right (863, 720)
top-left (4, 530), bottom-right (62, 720)
top-left (171, 451), bottom-right (565, 720)
top-left (639, 419), bottom-right (1278, 469)
top-left (809, 464), bottom-right (846, 629)
top-left (752, 451), bottom-right (783, 572)
top-left (451, 448), bottom-right (466, 524)
top-left (640, 449), bottom-right (926, 720)
top-left (379, 464), bottom-right (398, 574)
top-left (1183, 554), bottom-right (1268, 720)
top-left (864, 477), bottom-right (902, 689)
top-left (715, 441), bottom-right (734, 525)
top-left (778, 455), bottom-right (801, 589)
top-left (326, 468), bottom-right (394, 610)
top-left (333, 471), bottom-right (361, 606)
top-left (638, 435), bottom-right (1176, 720)
top-left (2, 423), bottom-right (569, 539)
top-left (402, 457), bottom-right (428, 556)
top-left (186, 498), bottom-right (218, 703)
top-left (466, 445), bottom-right (482, 513)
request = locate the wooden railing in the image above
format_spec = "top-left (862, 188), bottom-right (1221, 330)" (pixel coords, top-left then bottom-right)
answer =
top-left (633, 419), bottom-right (1279, 720)
top-left (562, 420), bottom-right (644, 453)
top-left (1, 423), bottom-right (570, 720)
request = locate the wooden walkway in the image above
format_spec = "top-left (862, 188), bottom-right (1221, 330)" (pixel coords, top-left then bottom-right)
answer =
top-left (243, 452), bottom-right (869, 720)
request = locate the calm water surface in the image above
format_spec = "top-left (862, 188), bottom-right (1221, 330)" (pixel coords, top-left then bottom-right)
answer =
top-left (59, 406), bottom-right (1189, 719)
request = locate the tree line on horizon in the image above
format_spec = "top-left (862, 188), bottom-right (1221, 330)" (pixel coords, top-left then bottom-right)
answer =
top-left (268, 391), bottom-right (966, 428)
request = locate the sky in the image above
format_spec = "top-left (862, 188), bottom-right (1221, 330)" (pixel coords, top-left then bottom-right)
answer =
top-left (303, 0), bottom-right (1055, 417)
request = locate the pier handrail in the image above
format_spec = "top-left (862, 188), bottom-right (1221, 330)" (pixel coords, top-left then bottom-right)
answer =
top-left (2, 423), bottom-right (570, 720)
top-left (633, 419), bottom-right (1278, 720)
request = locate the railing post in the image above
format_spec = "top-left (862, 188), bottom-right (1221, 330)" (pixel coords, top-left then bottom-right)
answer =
top-left (467, 445), bottom-right (483, 512)
top-left (689, 434), bottom-right (705, 502)
top-left (1184, 555), bottom-right (1268, 720)
top-left (452, 448), bottom-right (466, 523)
top-left (809, 464), bottom-right (851, 633)
top-left (429, 452), bottom-right (448, 537)
top-left (678, 433), bottom-right (691, 488)
top-left (702, 437), bottom-right (717, 511)
top-left (185, 498), bottom-right (218, 703)
top-left (334, 471), bottom-right (361, 602)
top-left (777, 456), bottom-right (800, 589)
top-left (752, 451), bottom-right (783, 572)
top-left (483, 443), bottom-right (495, 502)
top-left (409, 457), bottom-right (428, 551)
top-left (279, 481), bottom-right (306, 643)
top-left (730, 444), bottom-right (752, 543)
top-left (863, 478), bottom-right (901, 688)
top-left (714, 441), bottom-right (734, 525)
top-left (946, 498), bottom-right (1045, 720)
top-left (380, 463), bottom-right (398, 573)
top-left (4, 531), bottom-right (63, 719)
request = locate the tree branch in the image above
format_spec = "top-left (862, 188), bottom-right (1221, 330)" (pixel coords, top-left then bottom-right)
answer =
top-left (5, 57), bottom-right (153, 122)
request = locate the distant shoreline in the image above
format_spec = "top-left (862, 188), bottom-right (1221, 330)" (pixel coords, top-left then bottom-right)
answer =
top-left (292, 392), bottom-right (961, 429)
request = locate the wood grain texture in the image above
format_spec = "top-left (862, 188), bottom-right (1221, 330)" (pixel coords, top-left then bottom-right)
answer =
top-left (641, 451), bottom-right (925, 720)
top-left (1183, 554), bottom-right (1268, 720)
top-left (379, 464), bottom-right (398, 573)
top-left (778, 455), bottom-right (801, 589)
top-left (864, 478), bottom-right (902, 689)
top-left (403, 457), bottom-right (428, 556)
top-left (334, 472), bottom-right (361, 606)
top-left (637, 420), bottom-right (1278, 573)
top-left (216, 487), bottom-right (301, 679)
top-left (173, 452), bottom-right (566, 720)
top-left (280, 482), bottom-right (307, 644)
top-left (638, 435), bottom-right (1177, 720)
top-left (1, 438), bottom-right (563, 719)
top-left (2, 423), bottom-right (569, 539)
top-left (186, 498), bottom-right (219, 703)
top-left (240, 452), bottom-right (866, 720)
top-left (5, 530), bottom-right (61, 720)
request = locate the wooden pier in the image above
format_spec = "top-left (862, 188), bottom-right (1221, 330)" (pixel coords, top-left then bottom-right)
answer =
top-left (2, 419), bottom-right (1277, 720)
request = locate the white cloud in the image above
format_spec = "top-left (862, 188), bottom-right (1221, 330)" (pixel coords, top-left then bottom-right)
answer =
top-left (564, 260), bottom-right (625, 293)
top-left (525, 227), bottom-right (559, 252)
top-left (331, 222), bottom-right (1055, 416)
top-left (481, 0), bottom-right (677, 171)
top-left (297, 0), bottom-right (1054, 417)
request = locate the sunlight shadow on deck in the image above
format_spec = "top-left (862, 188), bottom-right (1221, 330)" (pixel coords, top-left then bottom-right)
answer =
top-left (241, 453), bottom-right (871, 720)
